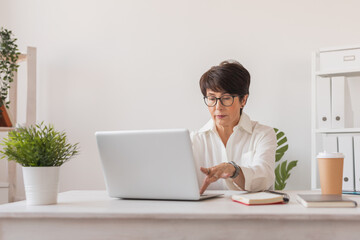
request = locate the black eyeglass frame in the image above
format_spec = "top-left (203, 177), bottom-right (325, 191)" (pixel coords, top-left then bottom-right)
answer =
top-left (203, 94), bottom-right (242, 107)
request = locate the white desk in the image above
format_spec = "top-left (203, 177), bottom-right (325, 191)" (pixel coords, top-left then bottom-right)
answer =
top-left (1, 190), bottom-right (360, 240)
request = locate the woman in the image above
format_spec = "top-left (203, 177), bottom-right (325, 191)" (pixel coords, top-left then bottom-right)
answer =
top-left (191, 60), bottom-right (277, 194)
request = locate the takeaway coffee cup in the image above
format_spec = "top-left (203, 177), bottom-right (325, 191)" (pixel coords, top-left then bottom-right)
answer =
top-left (317, 152), bottom-right (344, 195)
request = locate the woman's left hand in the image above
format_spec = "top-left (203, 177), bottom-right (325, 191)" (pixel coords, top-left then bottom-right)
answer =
top-left (199, 163), bottom-right (235, 194)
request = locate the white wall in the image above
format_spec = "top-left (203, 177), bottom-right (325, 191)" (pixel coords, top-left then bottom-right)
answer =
top-left (1, 0), bottom-right (360, 198)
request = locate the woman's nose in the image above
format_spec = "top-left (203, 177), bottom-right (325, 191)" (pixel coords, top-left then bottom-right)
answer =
top-left (215, 100), bottom-right (224, 109)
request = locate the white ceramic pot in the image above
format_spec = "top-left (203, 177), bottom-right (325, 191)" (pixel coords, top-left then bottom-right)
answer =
top-left (22, 166), bottom-right (60, 205)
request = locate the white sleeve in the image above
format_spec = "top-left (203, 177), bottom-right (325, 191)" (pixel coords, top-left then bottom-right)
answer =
top-left (228, 128), bottom-right (277, 191)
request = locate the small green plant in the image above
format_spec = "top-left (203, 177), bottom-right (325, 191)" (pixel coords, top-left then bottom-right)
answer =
top-left (0, 27), bottom-right (20, 109)
top-left (0, 122), bottom-right (79, 166)
top-left (274, 128), bottom-right (298, 190)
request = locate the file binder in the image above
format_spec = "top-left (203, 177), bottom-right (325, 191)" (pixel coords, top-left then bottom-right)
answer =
top-left (322, 134), bottom-right (338, 152)
top-left (354, 136), bottom-right (360, 191)
top-left (338, 135), bottom-right (354, 191)
top-left (331, 76), bottom-right (345, 128)
top-left (317, 77), bottom-right (331, 129)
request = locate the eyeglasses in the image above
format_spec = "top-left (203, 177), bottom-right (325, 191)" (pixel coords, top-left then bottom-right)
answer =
top-left (203, 95), bottom-right (240, 107)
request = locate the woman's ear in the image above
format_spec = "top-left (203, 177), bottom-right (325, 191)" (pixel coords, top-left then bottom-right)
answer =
top-left (241, 94), bottom-right (249, 107)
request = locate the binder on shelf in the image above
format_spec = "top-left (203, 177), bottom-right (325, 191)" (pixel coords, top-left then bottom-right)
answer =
top-left (322, 134), bottom-right (338, 152)
top-left (316, 77), bottom-right (331, 129)
top-left (331, 76), bottom-right (345, 128)
top-left (338, 135), bottom-right (355, 191)
top-left (354, 136), bottom-right (360, 191)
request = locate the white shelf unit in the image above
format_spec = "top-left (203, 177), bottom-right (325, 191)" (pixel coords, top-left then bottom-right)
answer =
top-left (315, 128), bottom-right (360, 133)
top-left (316, 69), bottom-right (360, 77)
top-left (311, 45), bottom-right (360, 190)
top-left (0, 182), bottom-right (9, 204)
top-left (0, 47), bottom-right (36, 203)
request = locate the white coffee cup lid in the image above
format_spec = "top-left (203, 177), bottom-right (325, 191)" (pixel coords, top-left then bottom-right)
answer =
top-left (317, 151), bottom-right (344, 158)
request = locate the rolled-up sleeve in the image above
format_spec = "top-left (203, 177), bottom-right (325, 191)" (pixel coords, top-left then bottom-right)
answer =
top-left (232, 128), bottom-right (277, 191)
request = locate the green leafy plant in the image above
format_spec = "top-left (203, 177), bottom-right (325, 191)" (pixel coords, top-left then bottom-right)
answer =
top-left (0, 122), bottom-right (79, 166)
top-left (274, 128), bottom-right (298, 190)
top-left (0, 27), bottom-right (20, 109)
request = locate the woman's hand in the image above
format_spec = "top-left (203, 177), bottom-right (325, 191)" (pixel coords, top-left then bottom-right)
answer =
top-left (199, 163), bottom-right (235, 194)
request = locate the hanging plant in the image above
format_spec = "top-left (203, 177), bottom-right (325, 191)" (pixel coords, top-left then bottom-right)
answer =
top-left (0, 27), bottom-right (20, 109)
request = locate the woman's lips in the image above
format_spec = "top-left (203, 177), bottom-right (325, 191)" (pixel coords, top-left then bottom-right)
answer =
top-left (216, 115), bottom-right (227, 119)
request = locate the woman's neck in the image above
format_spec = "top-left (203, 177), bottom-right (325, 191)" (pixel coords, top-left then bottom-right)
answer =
top-left (216, 126), bottom-right (233, 147)
top-left (215, 116), bottom-right (241, 147)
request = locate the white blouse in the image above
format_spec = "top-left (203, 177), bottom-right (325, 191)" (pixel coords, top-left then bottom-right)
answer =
top-left (190, 112), bottom-right (277, 191)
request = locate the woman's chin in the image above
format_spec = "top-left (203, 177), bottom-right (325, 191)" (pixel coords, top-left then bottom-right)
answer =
top-left (215, 119), bottom-right (229, 126)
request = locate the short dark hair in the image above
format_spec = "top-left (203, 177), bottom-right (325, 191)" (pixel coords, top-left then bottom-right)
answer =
top-left (199, 60), bottom-right (250, 98)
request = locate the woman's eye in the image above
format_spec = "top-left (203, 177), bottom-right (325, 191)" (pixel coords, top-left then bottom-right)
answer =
top-left (222, 97), bottom-right (232, 101)
top-left (207, 97), bottom-right (216, 101)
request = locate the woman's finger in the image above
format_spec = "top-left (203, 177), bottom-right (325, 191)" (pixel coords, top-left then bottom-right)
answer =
top-left (200, 167), bottom-right (209, 175)
top-left (200, 178), bottom-right (211, 194)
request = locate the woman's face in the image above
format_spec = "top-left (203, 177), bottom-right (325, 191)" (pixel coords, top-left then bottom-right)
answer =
top-left (206, 89), bottom-right (248, 129)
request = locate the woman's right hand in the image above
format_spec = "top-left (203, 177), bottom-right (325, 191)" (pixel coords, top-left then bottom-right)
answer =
top-left (199, 163), bottom-right (235, 194)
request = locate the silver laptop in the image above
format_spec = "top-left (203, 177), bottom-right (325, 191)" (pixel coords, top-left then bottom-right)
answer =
top-left (95, 129), bottom-right (221, 200)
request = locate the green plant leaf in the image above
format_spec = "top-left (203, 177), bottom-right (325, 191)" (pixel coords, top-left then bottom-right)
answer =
top-left (275, 164), bottom-right (280, 179)
top-left (277, 136), bottom-right (287, 147)
top-left (287, 160), bottom-right (297, 171)
top-left (280, 160), bottom-right (287, 179)
top-left (274, 128), bottom-right (284, 140)
top-left (275, 165), bottom-right (282, 189)
top-left (275, 152), bottom-right (284, 162)
top-left (277, 144), bottom-right (288, 153)
top-left (275, 128), bottom-right (288, 162)
top-left (276, 131), bottom-right (284, 140)
top-left (286, 160), bottom-right (298, 176)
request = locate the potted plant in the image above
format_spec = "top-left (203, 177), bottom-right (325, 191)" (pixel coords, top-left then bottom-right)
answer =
top-left (0, 27), bottom-right (20, 112)
top-left (0, 122), bottom-right (79, 205)
top-left (274, 128), bottom-right (298, 190)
